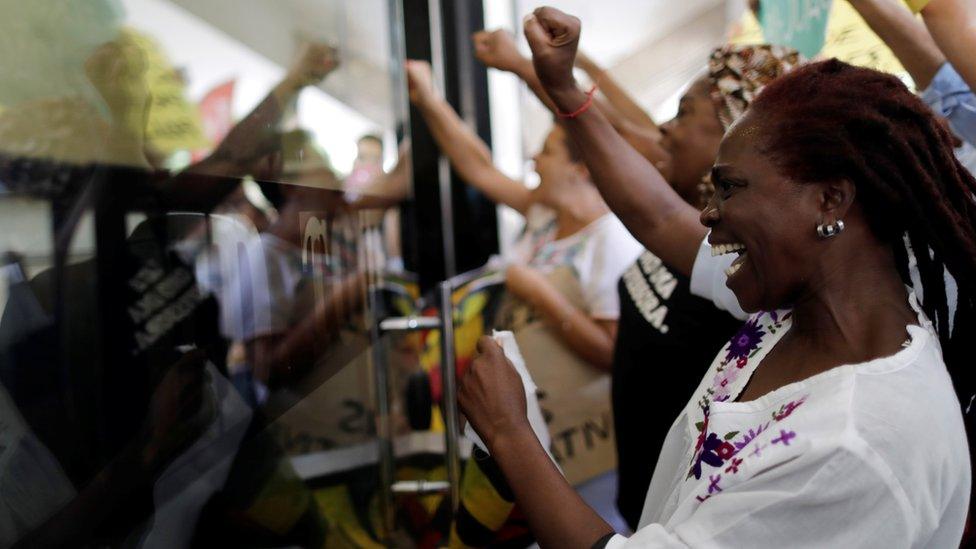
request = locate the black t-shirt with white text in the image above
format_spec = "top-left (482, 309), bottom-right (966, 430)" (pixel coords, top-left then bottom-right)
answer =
top-left (611, 250), bottom-right (740, 529)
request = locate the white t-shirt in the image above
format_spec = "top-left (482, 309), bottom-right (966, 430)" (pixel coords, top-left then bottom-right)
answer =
top-left (506, 205), bottom-right (642, 320)
top-left (217, 233), bottom-right (306, 341)
top-left (602, 238), bottom-right (970, 548)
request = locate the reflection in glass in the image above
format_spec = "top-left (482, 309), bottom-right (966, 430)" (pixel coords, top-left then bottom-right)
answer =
top-left (0, 0), bottom-right (431, 546)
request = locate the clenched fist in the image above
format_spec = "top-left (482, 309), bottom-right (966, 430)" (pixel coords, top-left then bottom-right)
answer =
top-left (472, 29), bottom-right (527, 73)
top-left (286, 42), bottom-right (340, 89)
top-left (405, 59), bottom-right (437, 106)
top-left (523, 7), bottom-right (582, 94)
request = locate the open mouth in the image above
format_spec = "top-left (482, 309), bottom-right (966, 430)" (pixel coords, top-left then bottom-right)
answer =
top-left (711, 242), bottom-right (748, 278)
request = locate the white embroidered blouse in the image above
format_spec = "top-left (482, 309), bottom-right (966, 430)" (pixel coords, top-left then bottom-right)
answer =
top-left (602, 239), bottom-right (970, 548)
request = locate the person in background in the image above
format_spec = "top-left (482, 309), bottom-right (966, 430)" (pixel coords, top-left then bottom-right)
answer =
top-left (846, 0), bottom-right (976, 165)
top-left (473, 29), bottom-right (801, 528)
top-left (904, 0), bottom-right (976, 105)
top-left (405, 59), bottom-right (641, 372)
top-left (343, 133), bottom-right (409, 272)
top-left (460, 7), bottom-right (975, 547)
top-left (344, 134), bottom-right (385, 199)
top-left (220, 130), bottom-right (355, 401)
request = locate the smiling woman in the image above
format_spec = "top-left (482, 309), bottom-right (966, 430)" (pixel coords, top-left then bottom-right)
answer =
top-left (457, 6), bottom-right (976, 548)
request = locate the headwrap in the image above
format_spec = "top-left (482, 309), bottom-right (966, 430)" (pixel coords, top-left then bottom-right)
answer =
top-left (707, 44), bottom-right (804, 130)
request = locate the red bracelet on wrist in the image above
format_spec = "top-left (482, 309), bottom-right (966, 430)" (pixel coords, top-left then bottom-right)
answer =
top-left (556, 85), bottom-right (598, 119)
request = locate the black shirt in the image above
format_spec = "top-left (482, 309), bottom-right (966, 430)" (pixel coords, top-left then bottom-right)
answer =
top-left (611, 250), bottom-right (740, 529)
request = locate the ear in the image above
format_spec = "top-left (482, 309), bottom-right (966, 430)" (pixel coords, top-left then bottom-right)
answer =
top-left (818, 178), bottom-right (856, 222)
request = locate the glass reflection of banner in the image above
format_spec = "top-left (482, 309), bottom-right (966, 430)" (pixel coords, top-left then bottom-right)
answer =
top-left (194, 79), bottom-right (236, 162)
top-left (732, 1), bottom-right (910, 84)
top-left (121, 28), bottom-right (209, 155)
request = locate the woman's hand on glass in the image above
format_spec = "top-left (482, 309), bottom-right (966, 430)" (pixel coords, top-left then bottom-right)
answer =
top-left (405, 59), bottom-right (437, 106)
top-left (458, 336), bottom-right (530, 450)
top-left (472, 29), bottom-right (527, 74)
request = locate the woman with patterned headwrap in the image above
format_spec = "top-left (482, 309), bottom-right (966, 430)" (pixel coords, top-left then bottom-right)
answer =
top-left (609, 44), bottom-right (801, 529)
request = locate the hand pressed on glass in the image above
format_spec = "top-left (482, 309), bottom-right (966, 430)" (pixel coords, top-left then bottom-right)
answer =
top-left (458, 335), bottom-right (530, 451)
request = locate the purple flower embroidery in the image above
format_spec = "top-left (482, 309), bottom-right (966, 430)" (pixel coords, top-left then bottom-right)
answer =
top-left (716, 441), bottom-right (736, 460)
top-left (713, 364), bottom-right (742, 389)
top-left (692, 433), bottom-right (721, 478)
top-left (772, 396), bottom-right (808, 421)
top-left (725, 318), bottom-right (766, 362)
top-left (692, 433), bottom-right (732, 479)
top-left (733, 424), bottom-right (770, 451)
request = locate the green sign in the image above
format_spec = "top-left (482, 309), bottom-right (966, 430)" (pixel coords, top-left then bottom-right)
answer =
top-left (760, 0), bottom-right (834, 58)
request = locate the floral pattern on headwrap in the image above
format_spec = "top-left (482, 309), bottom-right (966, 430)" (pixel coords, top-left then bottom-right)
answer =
top-left (707, 44), bottom-right (804, 130)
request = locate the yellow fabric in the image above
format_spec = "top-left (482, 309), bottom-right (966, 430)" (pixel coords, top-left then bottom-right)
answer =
top-left (731, 2), bottom-right (909, 83)
top-left (313, 485), bottom-right (385, 549)
top-left (242, 460), bottom-right (313, 535)
top-left (905, 0), bottom-right (934, 13)
top-left (457, 459), bottom-right (514, 531)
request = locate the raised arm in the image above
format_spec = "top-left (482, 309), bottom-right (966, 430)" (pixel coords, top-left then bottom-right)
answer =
top-left (919, 0), bottom-right (976, 94)
top-left (163, 43), bottom-right (340, 212)
top-left (472, 30), bottom-right (670, 168)
top-left (846, 0), bottom-right (945, 89)
top-left (405, 60), bottom-right (532, 214)
top-left (522, 8), bottom-right (706, 276)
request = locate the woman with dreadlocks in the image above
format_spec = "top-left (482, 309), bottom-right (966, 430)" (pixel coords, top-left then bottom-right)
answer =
top-left (458, 7), bottom-right (976, 548)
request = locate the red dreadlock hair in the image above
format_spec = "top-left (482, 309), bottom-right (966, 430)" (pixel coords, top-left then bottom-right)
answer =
top-left (749, 57), bottom-right (976, 430)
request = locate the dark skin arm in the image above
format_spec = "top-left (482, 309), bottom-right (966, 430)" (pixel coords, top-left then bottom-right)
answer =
top-left (459, 336), bottom-right (614, 548)
top-left (458, 9), bottom-right (707, 542)
top-left (523, 9), bottom-right (705, 277)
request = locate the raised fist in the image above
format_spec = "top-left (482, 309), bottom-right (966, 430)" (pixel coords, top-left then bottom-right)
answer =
top-left (405, 59), bottom-right (436, 105)
top-left (523, 6), bottom-right (581, 93)
top-left (286, 42), bottom-right (340, 88)
top-left (472, 29), bottom-right (526, 73)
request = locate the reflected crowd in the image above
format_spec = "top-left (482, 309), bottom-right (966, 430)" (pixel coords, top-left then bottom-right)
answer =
top-left (1, 0), bottom-right (976, 548)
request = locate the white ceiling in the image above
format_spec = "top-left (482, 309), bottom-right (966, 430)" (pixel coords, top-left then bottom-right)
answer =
top-left (514, 0), bottom-right (728, 67)
top-left (164, 0), bottom-right (400, 128)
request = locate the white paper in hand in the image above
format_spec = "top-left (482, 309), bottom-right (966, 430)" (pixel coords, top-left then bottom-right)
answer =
top-left (464, 331), bottom-right (553, 462)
